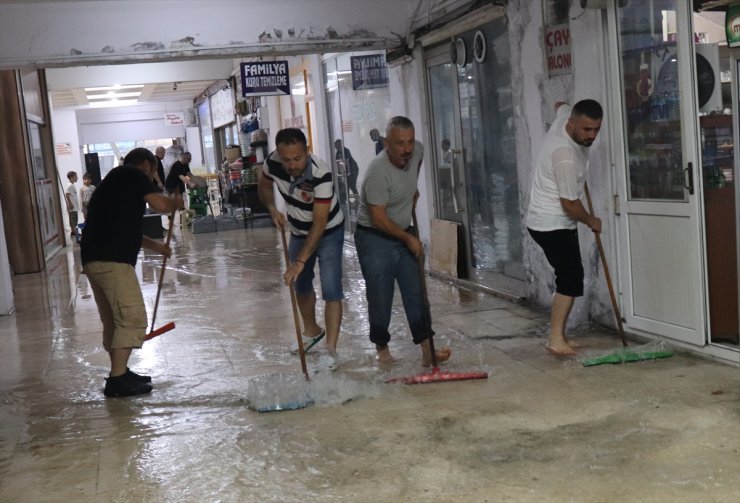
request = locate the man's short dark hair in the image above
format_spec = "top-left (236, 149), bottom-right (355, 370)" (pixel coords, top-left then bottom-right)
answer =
top-left (275, 128), bottom-right (307, 148)
top-left (123, 148), bottom-right (156, 168)
top-left (385, 116), bottom-right (414, 136)
top-left (66, 171), bottom-right (77, 180)
top-left (572, 99), bottom-right (603, 120)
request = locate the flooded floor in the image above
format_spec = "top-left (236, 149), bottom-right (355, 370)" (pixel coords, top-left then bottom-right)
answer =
top-left (1, 224), bottom-right (739, 502)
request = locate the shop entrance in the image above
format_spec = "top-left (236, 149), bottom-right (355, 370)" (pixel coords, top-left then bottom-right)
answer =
top-left (424, 19), bottom-right (524, 295)
top-left (611, 1), bottom-right (739, 350)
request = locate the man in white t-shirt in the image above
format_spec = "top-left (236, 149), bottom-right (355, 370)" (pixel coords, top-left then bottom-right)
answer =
top-left (526, 100), bottom-right (603, 356)
top-left (65, 171), bottom-right (81, 241)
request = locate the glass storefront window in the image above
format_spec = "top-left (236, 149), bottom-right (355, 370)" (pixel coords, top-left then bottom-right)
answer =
top-left (618, 4), bottom-right (686, 201)
top-left (324, 52), bottom-right (393, 232)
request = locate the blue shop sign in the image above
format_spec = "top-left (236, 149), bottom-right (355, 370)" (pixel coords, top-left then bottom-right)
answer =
top-left (350, 55), bottom-right (389, 90)
top-left (241, 61), bottom-right (290, 97)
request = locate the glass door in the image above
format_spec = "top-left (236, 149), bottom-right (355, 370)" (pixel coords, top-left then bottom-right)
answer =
top-left (612, 1), bottom-right (706, 345)
top-left (425, 18), bottom-right (523, 291)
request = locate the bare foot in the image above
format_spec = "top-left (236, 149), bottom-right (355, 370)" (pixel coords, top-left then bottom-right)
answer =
top-left (565, 338), bottom-right (583, 349)
top-left (376, 346), bottom-right (394, 365)
top-left (422, 346), bottom-right (452, 367)
top-left (545, 342), bottom-right (577, 356)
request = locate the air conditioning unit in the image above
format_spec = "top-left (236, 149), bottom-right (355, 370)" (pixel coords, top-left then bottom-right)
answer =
top-left (185, 108), bottom-right (198, 127)
top-left (695, 44), bottom-right (723, 113)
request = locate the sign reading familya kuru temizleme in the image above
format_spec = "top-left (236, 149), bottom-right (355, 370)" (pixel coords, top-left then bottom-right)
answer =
top-left (241, 61), bottom-right (290, 97)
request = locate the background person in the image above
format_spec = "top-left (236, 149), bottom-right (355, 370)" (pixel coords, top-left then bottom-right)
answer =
top-left (334, 139), bottom-right (359, 196)
top-left (153, 146), bottom-right (166, 192)
top-left (164, 152), bottom-right (193, 202)
top-left (65, 170), bottom-right (80, 241)
top-left (79, 172), bottom-right (95, 220)
top-left (369, 128), bottom-right (384, 156)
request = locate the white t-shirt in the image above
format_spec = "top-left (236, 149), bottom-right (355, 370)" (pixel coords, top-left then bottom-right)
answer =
top-left (66, 183), bottom-right (80, 212)
top-left (526, 104), bottom-right (590, 231)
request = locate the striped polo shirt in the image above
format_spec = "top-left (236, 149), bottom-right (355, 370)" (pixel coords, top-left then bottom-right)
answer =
top-left (263, 151), bottom-right (344, 236)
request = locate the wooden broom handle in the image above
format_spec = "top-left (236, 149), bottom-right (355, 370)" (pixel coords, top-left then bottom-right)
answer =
top-left (584, 182), bottom-right (627, 347)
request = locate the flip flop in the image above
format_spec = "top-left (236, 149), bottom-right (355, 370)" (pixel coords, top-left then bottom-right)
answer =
top-left (546, 344), bottom-right (577, 357)
top-left (290, 329), bottom-right (326, 354)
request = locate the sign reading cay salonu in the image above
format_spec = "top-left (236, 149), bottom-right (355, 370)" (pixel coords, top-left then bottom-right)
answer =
top-left (544, 23), bottom-right (572, 77)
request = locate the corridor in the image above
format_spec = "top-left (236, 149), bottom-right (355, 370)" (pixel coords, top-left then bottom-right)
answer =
top-left (1, 225), bottom-right (738, 502)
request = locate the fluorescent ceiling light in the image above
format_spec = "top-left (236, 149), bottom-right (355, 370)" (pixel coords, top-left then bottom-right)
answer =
top-left (87, 91), bottom-right (142, 100)
top-left (88, 99), bottom-right (140, 108)
top-left (84, 84), bottom-right (144, 91)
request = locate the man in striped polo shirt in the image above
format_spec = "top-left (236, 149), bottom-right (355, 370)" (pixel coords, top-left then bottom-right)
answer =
top-left (258, 128), bottom-right (345, 371)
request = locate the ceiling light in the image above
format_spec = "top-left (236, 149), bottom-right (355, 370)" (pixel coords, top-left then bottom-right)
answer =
top-left (84, 84), bottom-right (144, 92)
top-left (86, 91), bottom-right (142, 100)
top-left (88, 99), bottom-right (139, 108)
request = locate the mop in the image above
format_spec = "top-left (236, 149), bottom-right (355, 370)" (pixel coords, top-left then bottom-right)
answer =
top-left (580, 183), bottom-right (673, 366)
top-left (145, 189), bottom-right (179, 342)
top-left (386, 212), bottom-right (489, 384)
top-left (247, 225), bottom-right (313, 412)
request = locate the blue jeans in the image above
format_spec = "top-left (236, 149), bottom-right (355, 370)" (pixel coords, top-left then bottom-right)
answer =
top-left (354, 226), bottom-right (430, 347)
top-left (289, 225), bottom-right (344, 301)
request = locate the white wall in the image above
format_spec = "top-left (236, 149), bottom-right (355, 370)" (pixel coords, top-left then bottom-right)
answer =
top-left (509, 1), bottom-right (613, 328)
top-left (50, 108), bottom-right (84, 234)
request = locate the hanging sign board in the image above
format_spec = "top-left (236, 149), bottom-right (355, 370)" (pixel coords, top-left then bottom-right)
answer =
top-left (544, 23), bottom-right (572, 77)
top-left (726, 4), bottom-right (740, 48)
top-left (164, 112), bottom-right (185, 126)
top-left (350, 55), bottom-right (389, 90)
top-left (241, 61), bottom-right (290, 96)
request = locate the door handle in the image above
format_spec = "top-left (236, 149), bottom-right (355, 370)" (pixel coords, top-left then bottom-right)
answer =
top-left (683, 163), bottom-right (694, 195)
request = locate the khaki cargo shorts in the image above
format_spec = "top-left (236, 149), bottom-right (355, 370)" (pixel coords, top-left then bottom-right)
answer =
top-left (84, 261), bottom-right (148, 351)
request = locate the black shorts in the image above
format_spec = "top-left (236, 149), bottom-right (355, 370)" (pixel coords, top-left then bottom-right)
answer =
top-left (528, 228), bottom-right (584, 297)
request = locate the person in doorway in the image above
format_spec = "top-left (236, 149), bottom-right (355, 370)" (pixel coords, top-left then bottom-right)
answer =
top-left (258, 128), bottom-right (345, 371)
top-left (334, 139), bottom-right (359, 195)
top-left (369, 128), bottom-right (384, 156)
top-left (81, 148), bottom-right (183, 397)
top-left (164, 152), bottom-right (193, 200)
top-left (79, 172), bottom-right (95, 220)
top-left (526, 100), bottom-right (603, 356)
top-left (65, 171), bottom-right (80, 241)
top-left (355, 116), bottom-right (452, 367)
top-left (153, 146), bottom-right (166, 192)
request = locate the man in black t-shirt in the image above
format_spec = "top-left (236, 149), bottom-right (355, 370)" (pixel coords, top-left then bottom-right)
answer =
top-left (82, 148), bottom-right (183, 397)
top-left (164, 151), bottom-right (192, 195)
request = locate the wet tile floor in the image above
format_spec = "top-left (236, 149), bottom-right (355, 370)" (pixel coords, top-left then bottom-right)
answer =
top-left (1, 224), bottom-right (739, 502)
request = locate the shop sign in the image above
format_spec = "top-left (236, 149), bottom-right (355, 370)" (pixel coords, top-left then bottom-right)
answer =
top-left (726, 4), bottom-right (740, 48)
top-left (350, 55), bottom-right (389, 90)
top-left (544, 23), bottom-right (572, 77)
top-left (164, 112), bottom-right (185, 126)
top-left (55, 142), bottom-right (72, 155)
top-left (241, 61), bottom-right (290, 97)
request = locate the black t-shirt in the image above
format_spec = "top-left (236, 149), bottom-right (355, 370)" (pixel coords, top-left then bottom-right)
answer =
top-left (81, 166), bottom-right (157, 266)
top-left (165, 161), bottom-right (190, 194)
